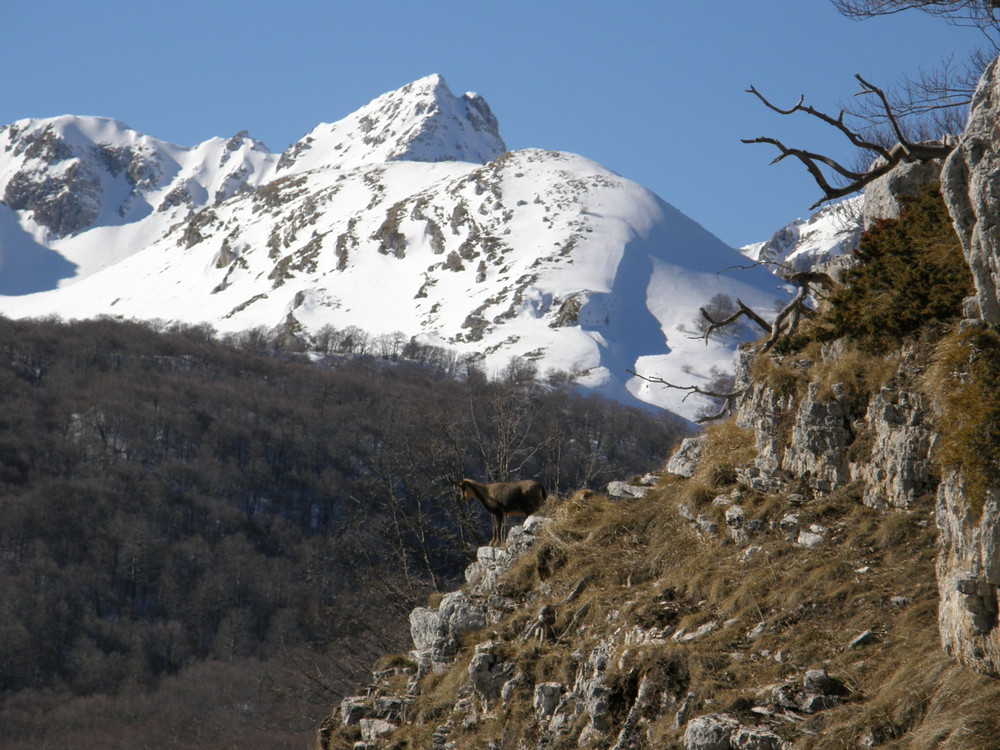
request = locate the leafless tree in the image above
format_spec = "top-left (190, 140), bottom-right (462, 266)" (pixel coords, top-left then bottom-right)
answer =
top-left (846, 52), bottom-right (987, 141)
top-left (833, 1), bottom-right (1000, 47)
top-left (744, 75), bottom-right (955, 209)
top-left (627, 368), bottom-right (747, 424)
top-left (832, 1), bottom-right (999, 139)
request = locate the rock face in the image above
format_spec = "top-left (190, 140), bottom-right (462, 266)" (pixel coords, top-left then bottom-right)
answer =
top-left (852, 386), bottom-right (935, 509)
top-left (666, 436), bottom-right (706, 478)
top-left (409, 591), bottom-right (486, 672)
top-left (863, 157), bottom-right (946, 230)
top-left (733, 342), bottom-right (938, 511)
top-left (780, 382), bottom-right (852, 494)
top-left (936, 472), bottom-right (1000, 675)
top-left (935, 54), bottom-right (1000, 675)
top-left (682, 713), bottom-right (789, 750)
top-left (942, 56), bottom-right (1000, 326)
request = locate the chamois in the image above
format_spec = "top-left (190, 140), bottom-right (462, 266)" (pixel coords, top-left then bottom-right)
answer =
top-left (458, 478), bottom-right (547, 547)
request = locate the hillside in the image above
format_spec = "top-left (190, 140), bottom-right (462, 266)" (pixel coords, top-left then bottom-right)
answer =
top-left (0, 75), bottom-right (784, 418)
top-left (313, 76), bottom-right (1000, 747)
top-left (0, 316), bottom-right (685, 750)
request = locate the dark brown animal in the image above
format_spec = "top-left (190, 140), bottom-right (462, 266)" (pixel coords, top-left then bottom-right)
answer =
top-left (458, 478), bottom-right (547, 546)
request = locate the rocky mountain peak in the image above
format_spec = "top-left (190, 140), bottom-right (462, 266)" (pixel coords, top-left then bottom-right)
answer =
top-left (0, 76), bottom-right (782, 418)
top-left (275, 73), bottom-right (506, 174)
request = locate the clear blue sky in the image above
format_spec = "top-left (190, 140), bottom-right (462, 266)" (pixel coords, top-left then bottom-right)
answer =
top-left (0, 1), bottom-right (985, 246)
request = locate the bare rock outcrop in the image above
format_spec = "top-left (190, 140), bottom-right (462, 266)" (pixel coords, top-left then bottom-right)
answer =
top-left (734, 349), bottom-right (796, 492)
top-left (852, 386), bottom-right (935, 509)
top-left (936, 472), bottom-right (1000, 675)
top-left (409, 591), bottom-right (487, 672)
top-left (942, 56), bottom-right (1000, 325)
top-left (863, 156), bottom-right (947, 230)
top-left (780, 382), bottom-right (852, 493)
top-left (931, 54), bottom-right (1000, 676)
top-left (666, 436), bottom-right (706, 478)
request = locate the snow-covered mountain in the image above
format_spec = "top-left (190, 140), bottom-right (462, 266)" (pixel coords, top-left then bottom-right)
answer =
top-left (0, 74), bottom-right (786, 419)
top-left (740, 196), bottom-right (863, 272)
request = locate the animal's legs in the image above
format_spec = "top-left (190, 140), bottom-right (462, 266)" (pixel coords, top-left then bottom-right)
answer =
top-left (490, 514), bottom-right (502, 546)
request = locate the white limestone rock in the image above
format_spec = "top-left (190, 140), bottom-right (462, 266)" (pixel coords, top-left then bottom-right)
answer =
top-left (936, 470), bottom-right (1000, 675)
top-left (667, 436), bottom-right (706, 478)
top-left (942, 56), bottom-right (1000, 326)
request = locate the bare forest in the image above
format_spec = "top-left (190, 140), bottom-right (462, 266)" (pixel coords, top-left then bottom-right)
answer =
top-left (0, 316), bottom-right (686, 749)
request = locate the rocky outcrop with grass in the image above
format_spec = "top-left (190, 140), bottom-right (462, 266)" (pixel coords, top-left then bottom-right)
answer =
top-left (929, 55), bottom-right (1000, 677)
top-left (315, 64), bottom-right (1000, 749)
top-left (314, 213), bottom-right (1000, 745)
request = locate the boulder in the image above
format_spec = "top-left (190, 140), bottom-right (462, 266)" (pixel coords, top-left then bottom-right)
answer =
top-left (848, 630), bottom-right (878, 649)
top-left (732, 726), bottom-right (789, 750)
top-left (358, 718), bottom-right (397, 742)
top-left (802, 669), bottom-right (848, 697)
top-left (863, 157), bottom-right (945, 229)
top-left (607, 480), bottom-right (650, 499)
top-left (409, 591), bottom-right (486, 670)
top-left (533, 682), bottom-right (562, 719)
top-left (340, 696), bottom-right (369, 726)
top-left (683, 713), bottom-right (740, 750)
top-left (797, 524), bottom-right (829, 549)
top-left (726, 505), bottom-right (748, 543)
top-left (468, 641), bottom-right (510, 709)
top-left (667, 436), bottom-right (706, 478)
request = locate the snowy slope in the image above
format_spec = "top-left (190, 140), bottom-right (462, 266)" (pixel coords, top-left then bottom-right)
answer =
top-left (740, 196), bottom-right (863, 272)
top-left (0, 75), bottom-right (785, 419)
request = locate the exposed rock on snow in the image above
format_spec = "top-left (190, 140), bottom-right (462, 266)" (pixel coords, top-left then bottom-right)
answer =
top-left (0, 76), bottom-right (785, 420)
top-left (740, 197), bottom-right (861, 273)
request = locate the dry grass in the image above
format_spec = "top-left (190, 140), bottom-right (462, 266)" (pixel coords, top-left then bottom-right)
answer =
top-left (809, 343), bottom-right (902, 410)
top-left (750, 353), bottom-right (808, 398)
top-left (924, 325), bottom-right (1000, 517)
top-left (327, 411), bottom-right (1000, 750)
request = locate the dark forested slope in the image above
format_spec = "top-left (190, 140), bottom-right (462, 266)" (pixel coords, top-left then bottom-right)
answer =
top-left (0, 316), bottom-right (685, 749)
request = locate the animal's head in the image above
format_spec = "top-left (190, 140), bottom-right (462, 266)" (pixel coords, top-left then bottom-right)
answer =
top-left (454, 478), bottom-right (474, 502)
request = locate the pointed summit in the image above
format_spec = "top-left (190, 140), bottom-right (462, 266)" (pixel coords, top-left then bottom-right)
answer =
top-left (276, 74), bottom-right (506, 174)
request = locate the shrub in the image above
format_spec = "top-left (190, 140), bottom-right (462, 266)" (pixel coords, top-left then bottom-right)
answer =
top-left (813, 183), bottom-right (971, 352)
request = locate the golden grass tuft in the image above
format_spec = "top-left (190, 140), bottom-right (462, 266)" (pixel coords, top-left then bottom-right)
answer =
top-left (924, 325), bottom-right (1000, 517)
top-left (684, 419), bottom-right (756, 495)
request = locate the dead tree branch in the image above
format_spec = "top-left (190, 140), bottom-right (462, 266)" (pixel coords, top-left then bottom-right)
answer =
top-left (832, 2), bottom-right (1000, 50)
top-left (744, 75), bottom-right (956, 208)
top-left (760, 271), bottom-right (837, 352)
top-left (627, 369), bottom-right (747, 423)
top-left (694, 299), bottom-right (772, 344)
